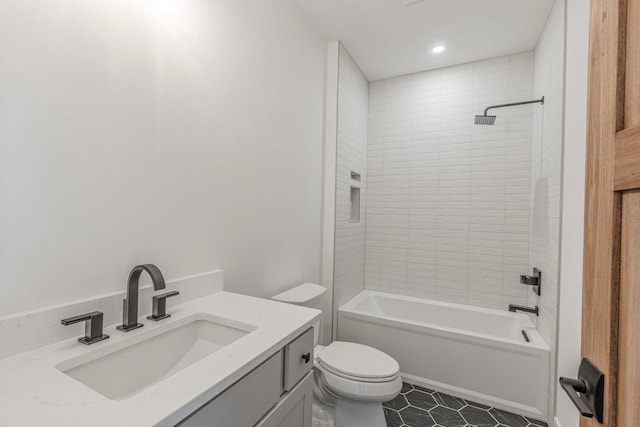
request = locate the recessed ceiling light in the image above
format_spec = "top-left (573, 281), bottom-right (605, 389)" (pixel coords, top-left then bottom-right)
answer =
top-left (432, 45), bottom-right (445, 53)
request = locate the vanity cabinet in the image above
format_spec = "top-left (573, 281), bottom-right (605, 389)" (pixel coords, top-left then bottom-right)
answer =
top-left (177, 328), bottom-right (314, 427)
top-left (256, 372), bottom-right (313, 427)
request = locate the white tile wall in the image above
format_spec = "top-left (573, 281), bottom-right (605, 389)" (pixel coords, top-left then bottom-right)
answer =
top-left (528, 0), bottom-right (565, 421)
top-left (333, 45), bottom-right (369, 317)
top-left (365, 53), bottom-right (535, 309)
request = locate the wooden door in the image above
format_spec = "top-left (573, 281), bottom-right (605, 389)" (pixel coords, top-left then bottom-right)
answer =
top-left (582, 0), bottom-right (640, 425)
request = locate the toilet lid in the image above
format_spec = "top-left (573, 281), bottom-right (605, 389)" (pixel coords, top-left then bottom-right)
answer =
top-left (317, 342), bottom-right (399, 380)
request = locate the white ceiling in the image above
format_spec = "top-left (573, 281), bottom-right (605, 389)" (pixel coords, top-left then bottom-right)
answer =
top-left (295, 0), bottom-right (557, 81)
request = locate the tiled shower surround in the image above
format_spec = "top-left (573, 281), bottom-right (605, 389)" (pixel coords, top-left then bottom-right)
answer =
top-left (364, 52), bottom-right (535, 309)
top-left (333, 45), bottom-right (369, 316)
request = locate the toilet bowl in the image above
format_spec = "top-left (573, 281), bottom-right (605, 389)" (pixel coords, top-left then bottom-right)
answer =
top-left (313, 342), bottom-right (402, 427)
top-left (271, 284), bottom-right (402, 427)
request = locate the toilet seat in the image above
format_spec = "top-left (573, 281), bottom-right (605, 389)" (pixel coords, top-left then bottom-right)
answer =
top-left (314, 342), bottom-right (402, 402)
top-left (317, 342), bottom-right (400, 382)
top-left (316, 364), bottom-right (402, 402)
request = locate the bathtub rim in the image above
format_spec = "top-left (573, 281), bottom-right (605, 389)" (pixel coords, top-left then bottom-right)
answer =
top-left (338, 290), bottom-right (550, 352)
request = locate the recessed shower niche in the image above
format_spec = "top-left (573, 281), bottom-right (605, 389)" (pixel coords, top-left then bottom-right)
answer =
top-left (350, 172), bottom-right (361, 223)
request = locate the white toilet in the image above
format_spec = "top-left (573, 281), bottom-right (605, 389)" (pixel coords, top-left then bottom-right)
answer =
top-left (271, 283), bottom-right (402, 427)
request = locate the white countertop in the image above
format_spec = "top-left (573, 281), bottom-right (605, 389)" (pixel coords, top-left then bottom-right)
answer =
top-left (0, 292), bottom-right (320, 427)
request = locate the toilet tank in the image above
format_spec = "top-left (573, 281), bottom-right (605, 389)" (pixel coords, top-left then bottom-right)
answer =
top-left (271, 283), bottom-right (327, 344)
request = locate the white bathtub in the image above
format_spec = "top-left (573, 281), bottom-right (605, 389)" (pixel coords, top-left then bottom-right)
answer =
top-left (338, 291), bottom-right (550, 420)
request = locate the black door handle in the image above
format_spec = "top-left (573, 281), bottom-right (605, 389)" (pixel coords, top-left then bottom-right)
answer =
top-left (559, 377), bottom-right (593, 418)
top-left (301, 352), bottom-right (311, 364)
top-left (559, 358), bottom-right (604, 423)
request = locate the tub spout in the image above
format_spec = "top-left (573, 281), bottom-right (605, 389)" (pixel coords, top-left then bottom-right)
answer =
top-left (509, 304), bottom-right (539, 316)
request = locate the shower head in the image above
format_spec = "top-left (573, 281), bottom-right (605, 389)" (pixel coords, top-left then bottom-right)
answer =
top-left (474, 115), bottom-right (496, 125)
top-left (474, 96), bottom-right (545, 126)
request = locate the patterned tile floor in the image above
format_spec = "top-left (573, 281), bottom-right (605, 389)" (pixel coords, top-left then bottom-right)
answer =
top-left (383, 383), bottom-right (548, 427)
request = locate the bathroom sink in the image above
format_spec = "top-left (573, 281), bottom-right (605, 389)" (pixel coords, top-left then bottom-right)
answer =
top-left (56, 315), bottom-right (255, 400)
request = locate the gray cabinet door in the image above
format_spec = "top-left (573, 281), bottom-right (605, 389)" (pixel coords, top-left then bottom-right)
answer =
top-left (178, 351), bottom-right (283, 427)
top-left (255, 371), bottom-right (313, 427)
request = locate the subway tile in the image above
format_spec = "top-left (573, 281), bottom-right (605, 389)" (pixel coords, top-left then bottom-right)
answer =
top-left (360, 51), bottom-right (560, 327)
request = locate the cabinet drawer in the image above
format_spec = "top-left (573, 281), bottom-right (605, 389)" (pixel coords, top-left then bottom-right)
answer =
top-left (178, 350), bottom-right (283, 427)
top-left (283, 328), bottom-right (314, 391)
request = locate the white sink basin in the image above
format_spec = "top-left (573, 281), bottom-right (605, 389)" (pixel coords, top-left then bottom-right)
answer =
top-left (56, 314), bottom-right (255, 400)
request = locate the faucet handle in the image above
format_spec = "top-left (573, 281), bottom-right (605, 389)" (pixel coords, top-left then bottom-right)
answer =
top-left (61, 311), bottom-right (109, 345)
top-left (147, 291), bottom-right (180, 321)
top-left (520, 268), bottom-right (542, 296)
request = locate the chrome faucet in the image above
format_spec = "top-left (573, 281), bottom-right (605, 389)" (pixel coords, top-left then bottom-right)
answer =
top-left (117, 264), bottom-right (166, 332)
